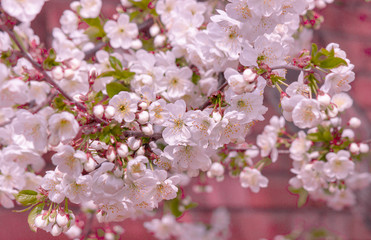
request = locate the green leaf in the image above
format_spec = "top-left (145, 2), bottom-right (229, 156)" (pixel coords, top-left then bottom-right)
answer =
top-left (43, 48), bottom-right (61, 70)
top-left (311, 43), bottom-right (318, 58)
top-left (168, 198), bottom-right (183, 218)
top-left (82, 17), bottom-right (106, 40)
top-left (289, 187), bottom-right (308, 208)
top-left (28, 203), bottom-right (45, 232)
top-left (191, 72), bottom-right (200, 85)
top-left (15, 190), bottom-right (38, 206)
top-left (106, 82), bottom-right (129, 98)
top-left (129, 0), bottom-right (152, 10)
top-left (109, 56), bottom-right (123, 71)
top-left (319, 57), bottom-right (347, 69)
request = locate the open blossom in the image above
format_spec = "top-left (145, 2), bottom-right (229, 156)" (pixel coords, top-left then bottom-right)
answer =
top-left (321, 65), bottom-right (355, 95)
top-left (324, 150), bottom-right (354, 180)
top-left (162, 100), bottom-right (191, 145)
top-left (239, 167), bottom-right (268, 193)
top-left (1, 0), bottom-right (45, 22)
top-left (48, 112), bottom-right (80, 145)
top-left (104, 14), bottom-right (138, 49)
top-left (79, 0), bottom-right (102, 18)
top-left (292, 99), bottom-right (322, 129)
top-left (12, 110), bottom-right (48, 152)
top-left (109, 91), bottom-right (139, 123)
top-left (41, 170), bottom-right (65, 204)
top-left (52, 145), bottom-right (87, 178)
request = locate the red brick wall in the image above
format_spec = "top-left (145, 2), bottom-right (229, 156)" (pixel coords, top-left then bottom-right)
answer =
top-left (2, 1), bottom-right (371, 239)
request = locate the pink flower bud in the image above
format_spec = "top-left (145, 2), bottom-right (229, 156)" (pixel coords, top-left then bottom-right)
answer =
top-left (348, 117), bottom-right (361, 129)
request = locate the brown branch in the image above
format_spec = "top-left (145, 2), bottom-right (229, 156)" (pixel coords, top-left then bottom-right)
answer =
top-left (121, 130), bottom-right (162, 140)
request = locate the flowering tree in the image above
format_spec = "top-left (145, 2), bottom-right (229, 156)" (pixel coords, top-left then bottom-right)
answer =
top-left (0, 0), bottom-right (370, 239)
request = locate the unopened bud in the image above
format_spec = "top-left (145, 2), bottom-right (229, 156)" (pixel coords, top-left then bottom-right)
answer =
top-left (84, 157), bottom-right (97, 172)
top-left (136, 146), bottom-right (145, 156)
top-left (149, 24), bottom-right (160, 37)
top-left (327, 105), bottom-right (338, 118)
top-left (349, 143), bottom-right (360, 154)
top-left (242, 68), bottom-right (256, 83)
top-left (154, 34), bottom-right (166, 47)
top-left (105, 106), bottom-right (116, 119)
top-left (142, 124), bottom-right (154, 136)
top-left (342, 129), bottom-right (354, 139)
top-left (207, 162), bottom-right (224, 178)
top-left (330, 117), bottom-right (341, 127)
top-left (35, 214), bottom-right (48, 228)
top-left (139, 102), bottom-right (148, 110)
top-left (359, 143), bottom-right (369, 153)
top-left (131, 39), bottom-right (142, 50)
top-left (117, 144), bottom-right (129, 158)
top-left (67, 58), bottom-right (81, 70)
top-left (93, 105), bottom-right (104, 118)
top-left (64, 68), bottom-right (75, 80)
top-left (52, 66), bottom-right (64, 81)
top-left (349, 117), bottom-right (361, 129)
top-left (137, 111), bottom-right (149, 124)
top-left (318, 93), bottom-right (331, 107)
top-left (106, 146), bottom-right (116, 162)
top-left (51, 224), bottom-right (63, 236)
top-left (127, 137), bottom-right (141, 150)
top-left (56, 213), bottom-right (69, 227)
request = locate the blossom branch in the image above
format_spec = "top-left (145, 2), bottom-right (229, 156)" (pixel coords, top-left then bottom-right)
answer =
top-left (1, 25), bottom-right (109, 125)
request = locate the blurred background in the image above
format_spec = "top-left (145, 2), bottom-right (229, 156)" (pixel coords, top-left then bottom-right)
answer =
top-left (1, 0), bottom-right (371, 239)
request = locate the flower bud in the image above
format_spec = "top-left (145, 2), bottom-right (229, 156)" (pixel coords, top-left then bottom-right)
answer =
top-left (349, 117), bottom-right (361, 129)
top-left (105, 233), bottom-right (115, 240)
top-left (137, 111), bottom-right (149, 124)
top-left (359, 143), bottom-right (370, 153)
top-left (318, 93), bottom-right (331, 107)
top-left (35, 214), bottom-right (48, 229)
top-left (131, 39), bottom-right (142, 50)
top-left (105, 106), bottom-right (116, 119)
top-left (52, 66), bottom-right (64, 81)
top-left (242, 68), bottom-right (256, 83)
top-left (117, 143), bottom-right (129, 158)
top-left (149, 24), bottom-right (160, 37)
top-left (136, 146), bottom-right (145, 156)
top-left (67, 58), bottom-right (81, 70)
top-left (349, 143), bottom-right (360, 154)
top-left (327, 105), bottom-right (338, 118)
top-left (139, 101), bottom-right (148, 110)
top-left (121, 0), bottom-right (133, 7)
top-left (70, 1), bottom-right (80, 11)
top-left (93, 105), bottom-right (104, 118)
top-left (154, 34), bottom-right (166, 47)
top-left (342, 129), bottom-right (354, 139)
top-left (84, 157), bottom-right (97, 172)
top-left (127, 137), bottom-right (141, 150)
top-left (64, 68), bottom-right (75, 80)
top-left (51, 224), bottom-right (63, 236)
top-left (208, 162), bottom-right (224, 178)
top-left (330, 117), bottom-right (341, 127)
top-left (106, 146), bottom-right (116, 162)
top-left (56, 213), bottom-right (69, 227)
top-left (142, 124), bottom-right (154, 136)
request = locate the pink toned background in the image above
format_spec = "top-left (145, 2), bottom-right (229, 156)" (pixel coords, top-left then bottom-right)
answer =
top-left (1, 0), bottom-right (371, 239)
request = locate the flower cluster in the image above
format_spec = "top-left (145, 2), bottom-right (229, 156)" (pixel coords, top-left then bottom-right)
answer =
top-left (0, 0), bottom-right (369, 239)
